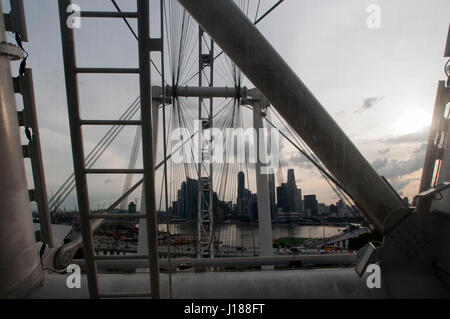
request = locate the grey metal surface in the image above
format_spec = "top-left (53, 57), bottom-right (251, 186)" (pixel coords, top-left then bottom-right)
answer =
top-left (27, 268), bottom-right (386, 299)
top-left (0, 1), bottom-right (42, 298)
top-left (19, 69), bottom-right (53, 247)
top-left (176, 0), bottom-right (406, 233)
top-left (74, 253), bottom-right (357, 270)
top-left (8, 0), bottom-right (27, 41)
top-left (137, 98), bottom-right (159, 256)
top-left (251, 96), bottom-right (273, 258)
top-left (419, 81), bottom-right (450, 192)
top-left (445, 24), bottom-right (450, 57)
top-left (58, 0), bottom-right (99, 298)
top-left (166, 85), bottom-right (246, 98)
top-left (137, 0), bottom-right (160, 298)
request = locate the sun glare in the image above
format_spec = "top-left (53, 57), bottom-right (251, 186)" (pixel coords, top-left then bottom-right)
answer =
top-left (393, 109), bottom-right (431, 135)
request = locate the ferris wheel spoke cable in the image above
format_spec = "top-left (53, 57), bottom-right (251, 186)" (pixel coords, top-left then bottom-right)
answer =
top-left (49, 97), bottom-right (141, 210)
top-left (182, 0), bottom-right (287, 86)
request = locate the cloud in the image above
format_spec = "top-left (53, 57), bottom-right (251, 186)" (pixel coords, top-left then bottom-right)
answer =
top-left (378, 148), bottom-right (390, 155)
top-left (389, 178), bottom-right (420, 193)
top-left (282, 152), bottom-right (314, 169)
top-left (371, 142), bottom-right (427, 192)
top-left (383, 126), bottom-right (429, 144)
top-left (354, 96), bottom-right (384, 114)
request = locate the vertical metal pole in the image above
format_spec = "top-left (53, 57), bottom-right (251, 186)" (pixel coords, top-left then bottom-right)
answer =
top-left (58, 0), bottom-right (98, 298)
top-left (160, 0), bottom-right (173, 298)
top-left (137, 0), bottom-right (160, 299)
top-left (197, 26), bottom-right (203, 258)
top-left (208, 38), bottom-right (214, 258)
top-left (252, 103), bottom-right (273, 259)
top-left (419, 81), bottom-right (448, 192)
top-left (21, 69), bottom-right (54, 248)
top-left (0, 1), bottom-right (42, 298)
top-left (137, 99), bottom-right (159, 256)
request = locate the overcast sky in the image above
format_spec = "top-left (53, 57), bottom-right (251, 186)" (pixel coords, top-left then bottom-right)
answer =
top-left (4, 0), bottom-right (449, 210)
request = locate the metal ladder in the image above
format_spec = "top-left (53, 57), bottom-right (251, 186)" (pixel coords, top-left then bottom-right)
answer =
top-left (5, 0), bottom-right (54, 248)
top-left (57, 0), bottom-right (161, 299)
top-left (419, 25), bottom-right (450, 194)
top-left (197, 27), bottom-right (215, 258)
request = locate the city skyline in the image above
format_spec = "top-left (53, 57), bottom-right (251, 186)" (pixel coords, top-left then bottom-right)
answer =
top-left (9, 0), bottom-right (449, 210)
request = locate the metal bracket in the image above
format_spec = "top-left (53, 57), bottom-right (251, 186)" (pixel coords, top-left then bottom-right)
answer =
top-left (12, 76), bottom-right (22, 93)
top-left (17, 110), bottom-right (24, 126)
top-left (200, 53), bottom-right (212, 65)
top-left (0, 41), bottom-right (24, 61)
top-left (22, 144), bottom-right (31, 158)
top-left (3, 13), bottom-right (12, 30)
top-left (436, 147), bottom-right (445, 160)
top-left (416, 182), bottom-right (450, 200)
top-left (6, 0), bottom-right (28, 41)
top-left (148, 38), bottom-right (162, 52)
top-left (28, 189), bottom-right (36, 202)
top-left (355, 242), bottom-right (382, 277)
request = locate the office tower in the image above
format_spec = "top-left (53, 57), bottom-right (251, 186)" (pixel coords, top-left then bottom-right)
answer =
top-left (287, 169), bottom-right (295, 186)
top-left (178, 178), bottom-right (199, 220)
top-left (250, 194), bottom-right (258, 220)
top-left (286, 169), bottom-right (298, 212)
top-left (304, 194), bottom-right (318, 217)
top-left (237, 171), bottom-right (245, 201)
top-left (268, 173), bottom-right (276, 219)
top-left (276, 183), bottom-right (288, 212)
top-left (296, 188), bottom-right (303, 213)
top-left (127, 202), bottom-right (136, 214)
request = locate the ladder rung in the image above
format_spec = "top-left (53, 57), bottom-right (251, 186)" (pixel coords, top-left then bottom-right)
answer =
top-left (84, 169), bottom-right (144, 174)
top-left (80, 11), bottom-right (138, 19)
top-left (89, 213), bottom-right (147, 219)
top-left (94, 254), bottom-right (148, 260)
top-left (98, 292), bottom-right (152, 299)
top-left (76, 67), bottom-right (139, 74)
top-left (80, 120), bottom-right (142, 126)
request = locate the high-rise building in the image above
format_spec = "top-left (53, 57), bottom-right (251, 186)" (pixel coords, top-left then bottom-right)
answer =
top-left (296, 188), bottom-right (303, 213)
top-left (287, 169), bottom-right (295, 186)
top-left (128, 202), bottom-right (136, 214)
top-left (276, 183), bottom-right (288, 212)
top-left (236, 172), bottom-right (253, 219)
top-left (286, 169), bottom-right (297, 212)
top-left (177, 178), bottom-right (199, 220)
top-left (268, 173), bottom-right (276, 219)
top-left (276, 169), bottom-right (303, 215)
top-left (250, 194), bottom-right (258, 220)
top-left (237, 171), bottom-right (245, 201)
top-left (304, 195), bottom-right (318, 217)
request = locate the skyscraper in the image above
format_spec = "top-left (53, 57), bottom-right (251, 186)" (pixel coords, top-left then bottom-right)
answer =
top-left (237, 171), bottom-right (245, 201)
top-left (287, 169), bottom-right (295, 186)
top-left (304, 194), bottom-right (318, 217)
top-left (276, 169), bottom-right (303, 215)
top-left (286, 169), bottom-right (299, 212)
top-left (268, 173), bottom-right (276, 219)
top-left (276, 184), bottom-right (288, 212)
top-left (236, 171), bottom-right (252, 219)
